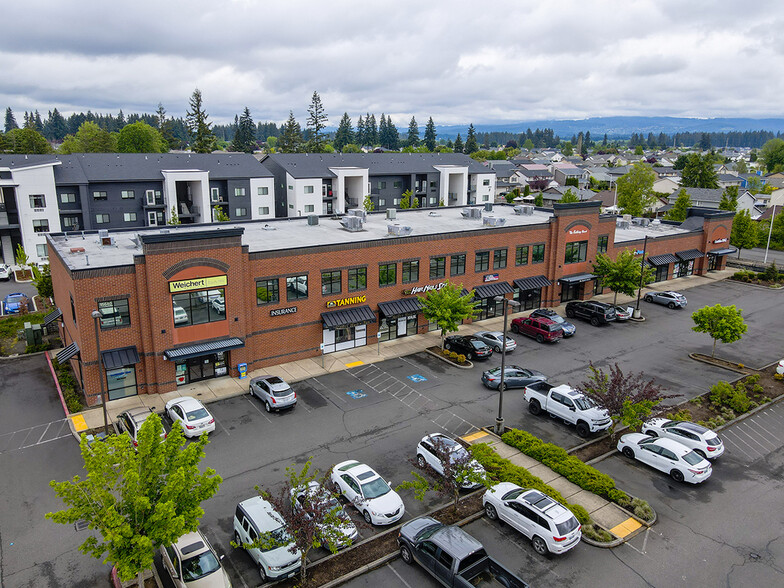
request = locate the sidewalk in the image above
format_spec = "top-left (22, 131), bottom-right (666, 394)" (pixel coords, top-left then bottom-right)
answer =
top-left (65, 268), bottom-right (735, 434)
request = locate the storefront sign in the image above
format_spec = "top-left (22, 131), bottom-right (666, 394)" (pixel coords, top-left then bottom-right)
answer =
top-left (634, 249), bottom-right (644, 255)
top-left (484, 273), bottom-right (499, 282)
top-left (567, 227), bottom-right (589, 236)
top-left (403, 282), bottom-right (447, 295)
top-left (713, 238), bottom-right (728, 244)
top-left (326, 294), bottom-right (367, 309)
top-left (270, 306), bottom-right (298, 317)
top-left (169, 275), bottom-right (227, 293)
top-left (108, 368), bottom-right (133, 380)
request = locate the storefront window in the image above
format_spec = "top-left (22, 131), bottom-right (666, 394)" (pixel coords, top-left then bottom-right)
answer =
top-left (514, 287), bottom-right (541, 311)
top-left (597, 235), bottom-right (609, 254)
top-left (515, 246), bottom-right (529, 266)
top-left (321, 270), bottom-right (342, 295)
top-left (430, 257), bottom-right (446, 279)
top-left (106, 365), bottom-right (138, 400)
top-left (98, 299), bottom-right (130, 329)
top-left (286, 275), bottom-right (308, 300)
top-left (172, 289), bottom-right (225, 327)
top-left (565, 241), bottom-right (588, 264)
top-left (450, 254), bottom-right (466, 276)
top-left (532, 244), bottom-right (545, 263)
top-left (402, 260), bottom-right (419, 284)
top-left (475, 251), bottom-right (490, 272)
top-left (335, 327), bottom-right (354, 344)
top-left (256, 278), bottom-right (279, 304)
top-left (493, 249), bottom-right (507, 270)
top-left (348, 267), bottom-right (367, 291)
top-left (379, 263), bottom-right (397, 286)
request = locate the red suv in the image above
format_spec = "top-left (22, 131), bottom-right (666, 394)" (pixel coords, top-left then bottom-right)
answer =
top-left (511, 316), bottom-right (564, 343)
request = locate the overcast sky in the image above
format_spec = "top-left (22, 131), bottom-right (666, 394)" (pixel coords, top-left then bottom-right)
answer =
top-left (2, 0), bottom-right (782, 127)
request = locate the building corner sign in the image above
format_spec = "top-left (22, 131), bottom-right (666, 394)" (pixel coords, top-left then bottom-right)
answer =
top-left (567, 227), bottom-right (589, 236)
top-left (326, 294), bottom-right (366, 309)
top-left (169, 275), bottom-right (227, 293)
top-left (403, 281), bottom-right (448, 295)
top-left (713, 238), bottom-right (728, 244)
top-left (270, 306), bottom-right (297, 317)
top-left (483, 273), bottom-right (499, 282)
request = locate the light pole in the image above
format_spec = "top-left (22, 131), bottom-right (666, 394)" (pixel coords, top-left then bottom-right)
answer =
top-left (633, 235), bottom-right (649, 319)
top-left (494, 296), bottom-right (520, 434)
top-left (764, 204), bottom-right (777, 263)
top-left (91, 310), bottom-right (109, 435)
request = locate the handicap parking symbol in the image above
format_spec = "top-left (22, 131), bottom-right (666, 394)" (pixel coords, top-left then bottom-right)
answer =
top-left (407, 374), bottom-right (427, 383)
top-left (347, 389), bottom-right (367, 399)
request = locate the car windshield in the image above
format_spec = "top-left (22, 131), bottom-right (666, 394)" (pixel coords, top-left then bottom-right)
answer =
top-left (261, 526), bottom-right (293, 551)
top-left (186, 408), bottom-right (210, 421)
top-left (573, 396), bottom-right (596, 410)
top-left (7, 295), bottom-right (25, 303)
top-left (548, 314), bottom-right (565, 324)
top-left (556, 516), bottom-right (580, 535)
top-left (682, 451), bottom-right (705, 466)
top-left (414, 522), bottom-right (443, 542)
top-left (706, 437), bottom-right (722, 446)
top-left (360, 477), bottom-right (390, 499)
top-left (181, 550), bottom-right (220, 581)
top-left (470, 341), bottom-right (486, 349)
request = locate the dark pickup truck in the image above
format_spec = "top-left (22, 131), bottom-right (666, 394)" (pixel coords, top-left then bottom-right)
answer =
top-left (398, 517), bottom-right (530, 588)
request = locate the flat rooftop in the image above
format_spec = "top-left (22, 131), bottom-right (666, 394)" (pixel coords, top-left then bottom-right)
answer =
top-left (613, 221), bottom-right (689, 243)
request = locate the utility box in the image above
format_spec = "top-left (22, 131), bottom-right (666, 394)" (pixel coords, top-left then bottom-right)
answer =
top-left (24, 322), bottom-right (43, 346)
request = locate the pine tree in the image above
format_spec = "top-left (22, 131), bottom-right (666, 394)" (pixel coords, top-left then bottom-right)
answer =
top-left (464, 124), bottom-right (478, 154)
top-left (44, 108), bottom-right (68, 141)
top-left (665, 189), bottom-right (692, 221)
top-left (387, 116), bottom-right (399, 151)
top-left (230, 107), bottom-right (256, 153)
top-left (378, 114), bottom-right (388, 148)
top-left (306, 91), bottom-right (328, 152)
top-left (356, 115), bottom-right (366, 147)
top-left (333, 113), bottom-right (354, 152)
top-left (406, 116), bottom-right (419, 147)
top-left (424, 117), bottom-right (437, 152)
top-left (278, 111), bottom-right (304, 153)
top-left (453, 133), bottom-right (464, 153)
top-left (185, 88), bottom-right (217, 153)
top-left (366, 113), bottom-right (378, 146)
top-left (5, 107), bottom-right (18, 132)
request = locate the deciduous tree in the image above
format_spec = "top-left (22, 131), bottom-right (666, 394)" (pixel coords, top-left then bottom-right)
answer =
top-left (59, 121), bottom-right (116, 153)
top-left (5, 127), bottom-right (53, 153)
top-left (691, 304), bottom-right (747, 358)
top-left (31, 263), bottom-right (53, 299)
top-left (592, 250), bottom-right (654, 305)
top-left (117, 121), bottom-right (168, 153)
top-left (729, 209), bottom-right (757, 257)
top-left (665, 188), bottom-right (692, 221)
top-left (559, 188), bottom-right (579, 203)
top-left (419, 281), bottom-right (478, 349)
top-left (616, 162), bottom-right (657, 216)
top-left (760, 138), bottom-right (784, 173)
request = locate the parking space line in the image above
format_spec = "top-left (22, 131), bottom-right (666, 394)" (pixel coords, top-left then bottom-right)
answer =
top-left (748, 417), bottom-right (780, 443)
top-left (721, 434), bottom-right (753, 460)
top-left (35, 422), bottom-right (53, 444)
top-left (387, 562), bottom-right (414, 588)
top-left (244, 396), bottom-right (272, 423)
top-left (733, 425), bottom-right (778, 452)
top-left (722, 430), bottom-right (762, 460)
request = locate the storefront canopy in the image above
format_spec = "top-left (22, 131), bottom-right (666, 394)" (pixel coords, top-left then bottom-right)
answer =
top-left (558, 273), bottom-right (596, 284)
top-left (513, 275), bottom-right (552, 291)
top-left (163, 337), bottom-right (244, 361)
top-left (709, 247), bottom-right (736, 256)
top-left (56, 342), bottom-right (79, 363)
top-left (676, 249), bottom-right (705, 261)
top-left (43, 308), bottom-right (62, 326)
top-left (321, 305), bottom-right (377, 329)
top-left (472, 281), bottom-right (514, 299)
top-left (648, 253), bottom-right (679, 265)
top-left (378, 298), bottom-right (422, 319)
top-left (102, 346), bottom-right (141, 370)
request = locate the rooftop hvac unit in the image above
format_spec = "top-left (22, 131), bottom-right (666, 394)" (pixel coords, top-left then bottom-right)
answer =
top-left (484, 202), bottom-right (493, 212)
top-left (461, 207), bottom-right (482, 219)
top-left (650, 219), bottom-right (661, 229)
top-left (483, 216), bottom-right (506, 227)
top-left (638, 217), bottom-right (651, 227)
top-left (307, 214), bottom-right (319, 226)
top-left (98, 229), bottom-right (109, 239)
top-left (622, 214), bottom-right (632, 223)
top-left (514, 205), bottom-right (534, 215)
top-left (617, 220), bottom-right (631, 230)
top-left (386, 208), bottom-right (397, 220)
top-left (348, 209), bottom-right (367, 221)
top-left (340, 215), bottom-right (364, 231)
top-left (388, 224), bottom-right (413, 236)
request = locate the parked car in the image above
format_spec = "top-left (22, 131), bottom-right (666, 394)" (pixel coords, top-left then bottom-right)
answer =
top-left (330, 460), bottom-right (404, 525)
top-left (617, 433), bottom-right (712, 483)
top-left (416, 433), bottom-right (486, 489)
top-left (524, 382), bottom-right (611, 438)
top-left (481, 365), bottom-right (546, 391)
top-left (613, 305), bottom-right (633, 321)
top-left (3, 292), bottom-right (28, 314)
top-left (249, 375), bottom-right (297, 412)
top-left (233, 496), bottom-right (301, 582)
top-left (473, 330), bottom-right (517, 353)
top-left (644, 291), bottom-right (687, 309)
top-left (777, 358), bottom-right (784, 375)
top-left (160, 529), bottom-right (232, 588)
top-left (443, 335), bottom-right (493, 360)
top-left (510, 316), bottom-right (563, 343)
top-left (165, 396), bottom-right (215, 438)
top-left (173, 304), bottom-right (189, 325)
top-left (482, 483), bottom-right (582, 556)
top-left (0, 264), bottom-right (11, 281)
top-left (641, 418), bottom-right (724, 459)
top-left (529, 308), bottom-right (576, 337)
top-left (116, 407), bottom-right (166, 447)
top-left (565, 300), bottom-right (617, 326)
top-left (291, 481), bottom-right (358, 549)
top-left (211, 296), bottom-right (225, 314)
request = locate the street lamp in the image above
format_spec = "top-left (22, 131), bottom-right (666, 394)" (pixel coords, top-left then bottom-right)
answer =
top-left (91, 310), bottom-right (109, 435)
top-left (494, 296), bottom-right (520, 434)
top-left (633, 235), bottom-right (649, 320)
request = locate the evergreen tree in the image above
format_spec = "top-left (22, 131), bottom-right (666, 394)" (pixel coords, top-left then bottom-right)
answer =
top-left (44, 108), bottom-right (68, 141)
top-left (424, 117), bottom-right (437, 152)
top-left (356, 115), bottom-right (366, 147)
top-left (681, 154), bottom-right (719, 188)
top-left (366, 113), bottom-right (378, 146)
top-left (278, 111), bottom-right (304, 153)
top-left (378, 114), bottom-right (389, 148)
top-left (116, 109), bottom-right (125, 130)
top-left (5, 107), bottom-right (18, 132)
top-left (185, 88), bottom-right (217, 153)
top-left (230, 107), bottom-right (257, 153)
top-left (602, 133), bottom-right (608, 146)
top-left (155, 103), bottom-right (180, 150)
top-left (406, 116), bottom-right (419, 147)
top-left (464, 124), bottom-right (478, 154)
top-left (306, 91), bottom-right (328, 152)
top-left (333, 113), bottom-right (354, 152)
top-left (33, 111), bottom-right (44, 133)
top-left (718, 185), bottom-right (738, 211)
top-left (453, 133), bottom-right (464, 153)
top-left (386, 115), bottom-right (399, 150)
top-left (665, 188), bottom-right (692, 221)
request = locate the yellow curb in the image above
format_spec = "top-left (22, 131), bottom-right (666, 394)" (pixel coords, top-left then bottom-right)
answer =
top-left (70, 414), bottom-right (88, 433)
top-left (344, 361), bottom-right (364, 368)
top-left (462, 431), bottom-right (489, 442)
top-left (610, 517), bottom-right (642, 538)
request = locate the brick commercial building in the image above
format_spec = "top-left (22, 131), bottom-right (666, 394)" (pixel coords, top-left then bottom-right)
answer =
top-left (46, 202), bottom-right (735, 407)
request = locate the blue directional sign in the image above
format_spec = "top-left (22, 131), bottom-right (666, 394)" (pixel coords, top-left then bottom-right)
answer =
top-left (347, 389), bottom-right (367, 399)
top-left (407, 374), bottom-right (428, 383)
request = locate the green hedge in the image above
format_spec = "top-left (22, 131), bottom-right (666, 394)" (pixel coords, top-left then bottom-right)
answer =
top-left (470, 443), bottom-right (590, 525)
top-left (501, 429), bottom-right (629, 504)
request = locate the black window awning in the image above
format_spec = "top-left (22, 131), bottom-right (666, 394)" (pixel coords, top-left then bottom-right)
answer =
top-left (709, 247), bottom-right (736, 256)
top-left (163, 337), bottom-right (244, 361)
top-left (558, 273), bottom-right (596, 284)
top-left (102, 346), bottom-right (140, 370)
top-left (513, 275), bottom-right (552, 291)
top-left (43, 308), bottom-right (62, 326)
top-left (378, 298), bottom-right (422, 319)
top-left (56, 342), bottom-right (79, 364)
top-left (472, 281), bottom-right (515, 299)
top-left (648, 253), bottom-right (679, 266)
top-left (321, 305), bottom-right (376, 329)
top-left (676, 249), bottom-right (704, 261)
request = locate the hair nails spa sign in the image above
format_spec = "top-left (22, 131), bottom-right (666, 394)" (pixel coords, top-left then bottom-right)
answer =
top-left (169, 275), bottom-right (228, 293)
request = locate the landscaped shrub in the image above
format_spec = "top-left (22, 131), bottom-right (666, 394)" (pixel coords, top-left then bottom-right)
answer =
top-left (631, 498), bottom-right (654, 521)
top-left (456, 354), bottom-right (466, 364)
top-left (52, 359), bottom-right (83, 413)
top-left (582, 523), bottom-right (613, 542)
top-left (666, 408), bottom-right (692, 421)
top-left (709, 380), bottom-right (751, 414)
top-left (449, 351), bottom-right (459, 360)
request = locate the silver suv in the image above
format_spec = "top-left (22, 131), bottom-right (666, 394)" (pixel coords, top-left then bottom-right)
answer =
top-left (160, 529), bottom-right (231, 587)
top-left (115, 407), bottom-right (166, 447)
top-left (249, 375), bottom-right (297, 412)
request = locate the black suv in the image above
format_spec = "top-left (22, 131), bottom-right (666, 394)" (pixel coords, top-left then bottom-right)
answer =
top-left (564, 301), bottom-right (617, 326)
top-left (443, 335), bottom-right (493, 360)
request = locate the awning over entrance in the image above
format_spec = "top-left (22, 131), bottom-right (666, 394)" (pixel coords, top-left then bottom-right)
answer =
top-left (513, 275), bottom-right (552, 291)
top-left (472, 281), bottom-right (514, 299)
top-left (558, 273), bottom-right (596, 284)
top-left (709, 247), bottom-right (736, 256)
top-left (164, 337), bottom-right (244, 361)
top-left (378, 298), bottom-right (422, 319)
top-left (321, 305), bottom-right (376, 329)
top-left (648, 253), bottom-right (679, 265)
top-left (56, 342), bottom-right (79, 363)
top-left (43, 308), bottom-right (62, 326)
top-left (676, 249), bottom-right (704, 261)
top-left (102, 346), bottom-right (141, 370)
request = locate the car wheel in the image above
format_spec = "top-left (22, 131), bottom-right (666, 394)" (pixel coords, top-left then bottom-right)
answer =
top-left (645, 295), bottom-right (653, 303)
top-left (494, 345), bottom-right (502, 353)
top-left (258, 563), bottom-right (267, 582)
top-left (528, 400), bottom-right (542, 416)
top-left (363, 510), bottom-right (373, 524)
top-left (576, 422), bottom-right (590, 438)
top-left (417, 454), bottom-right (426, 468)
top-left (467, 352), bottom-right (474, 360)
top-left (531, 535), bottom-right (549, 556)
top-left (445, 343), bottom-right (452, 350)
top-left (485, 503), bottom-right (498, 520)
top-left (536, 334), bottom-right (544, 343)
top-left (670, 469), bottom-right (685, 483)
top-left (694, 449), bottom-right (707, 459)
top-left (400, 545), bottom-right (413, 564)
top-left (668, 302), bottom-right (676, 309)
top-left (234, 531), bottom-right (242, 548)
top-left (566, 308), bottom-right (575, 318)
top-left (590, 316), bottom-right (600, 327)
top-left (498, 383), bottom-right (507, 392)
top-left (264, 401), bottom-right (272, 413)
top-left (511, 324), bottom-right (519, 334)
top-left (622, 446), bottom-right (635, 459)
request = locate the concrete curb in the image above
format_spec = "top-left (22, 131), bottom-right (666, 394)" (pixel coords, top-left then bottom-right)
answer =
top-left (424, 347), bottom-right (474, 369)
top-left (689, 353), bottom-right (749, 375)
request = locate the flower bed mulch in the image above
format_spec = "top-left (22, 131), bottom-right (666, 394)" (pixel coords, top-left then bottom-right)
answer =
top-left (426, 345), bottom-right (472, 367)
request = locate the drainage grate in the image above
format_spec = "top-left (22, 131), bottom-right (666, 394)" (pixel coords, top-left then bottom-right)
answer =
top-left (74, 520), bottom-right (89, 531)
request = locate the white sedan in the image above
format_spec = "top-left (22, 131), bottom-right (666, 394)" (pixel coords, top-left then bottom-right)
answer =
top-left (330, 460), bottom-right (405, 525)
top-left (617, 433), bottom-right (712, 484)
top-left (641, 418), bottom-right (724, 459)
top-left (416, 433), bottom-right (486, 489)
top-left (165, 396), bottom-right (215, 438)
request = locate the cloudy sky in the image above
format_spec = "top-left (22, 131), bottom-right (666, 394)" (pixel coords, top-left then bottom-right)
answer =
top-left (2, 0), bottom-right (782, 127)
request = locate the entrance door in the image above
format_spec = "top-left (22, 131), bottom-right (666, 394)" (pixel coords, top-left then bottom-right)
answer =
top-left (517, 288), bottom-right (541, 311)
top-left (560, 282), bottom-right (582, 302)
top-left (187, 355), bottom-right (216, 382)
top-left (708, 255), bottom-right (718, 271)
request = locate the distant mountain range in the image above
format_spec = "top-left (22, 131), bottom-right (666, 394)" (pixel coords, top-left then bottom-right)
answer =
top-left (434, 117), bottom-right (784, 139)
